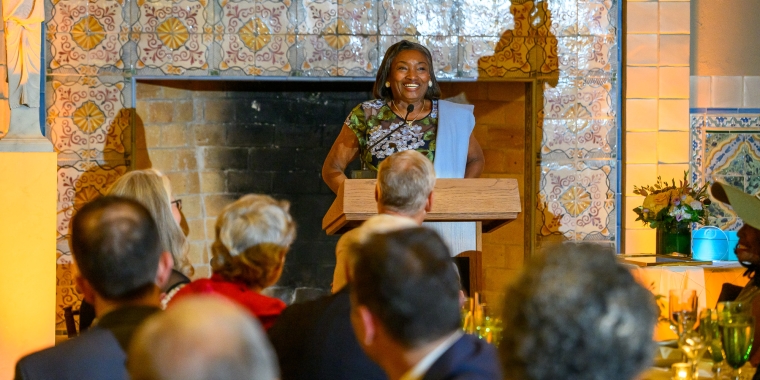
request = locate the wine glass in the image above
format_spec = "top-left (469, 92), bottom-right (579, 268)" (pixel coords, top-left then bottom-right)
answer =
top-left (670, 289), bottom-right (698, 337)
top-left (718, 312), bottom-right (755, 380)
top-left (678, 329), bottom-right (709, 379)
top-left (461, 297), bottom-right (475, 334)
top-left (698, 309), bottom-right (724, 376)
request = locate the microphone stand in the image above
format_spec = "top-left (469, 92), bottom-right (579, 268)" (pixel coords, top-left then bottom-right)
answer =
top-left (351, 103), bottom-right (414, 179)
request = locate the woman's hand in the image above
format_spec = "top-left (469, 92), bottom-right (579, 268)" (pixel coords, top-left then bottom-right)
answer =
top-left (322, 123), bottom-right (360, 194)
top-left (464, 132), bottom-right (484, 178)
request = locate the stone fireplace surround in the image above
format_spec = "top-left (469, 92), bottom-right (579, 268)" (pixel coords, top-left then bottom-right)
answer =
top-left (132, 78), bottom-right (529, 306)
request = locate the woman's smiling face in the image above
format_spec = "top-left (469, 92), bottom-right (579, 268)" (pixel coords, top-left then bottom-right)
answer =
top-left (388, 49), bottom-right (431, 106)
top-left (737, 224), bottom-right (760, 264)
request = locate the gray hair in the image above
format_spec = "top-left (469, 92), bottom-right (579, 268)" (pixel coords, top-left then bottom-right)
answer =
top-left (128, 295), bottom-right (279, 380)
top-left (377, 150), bottom-right (436, 215)
top-left (500, 243), bottom-right (658, 380)
top-left (211, 194), bottom-right (296, 288)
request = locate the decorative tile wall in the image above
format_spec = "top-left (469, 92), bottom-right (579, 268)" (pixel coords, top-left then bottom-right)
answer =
top-left (690, 75), bottom-right (760, 232)
top-left (536, 0), bottom-right (619, 245)
top-left (46, 0), bottom-right (620, 330)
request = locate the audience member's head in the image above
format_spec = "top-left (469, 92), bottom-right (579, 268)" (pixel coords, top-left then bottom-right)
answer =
top-left (711, 182), bottom-right (760, 285)
top-left (128, 295), bottom-right (279, 380)
top-left (336, 215), bottom-right (418, 290)
top-left (210, 194), bottom-right (296, 290)
top-left (499, 243), bottom-right (658, 380)
top-left (351, 228), bottom-right (460, 351)
top-left (107, 169), bottom-right (190, 275)
top-left (376, 150), bottom-right (435, 218)
top-left (71, 196), bottom-right (171, 301)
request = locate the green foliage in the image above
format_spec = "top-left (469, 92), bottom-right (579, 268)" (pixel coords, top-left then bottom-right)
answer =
top-left (631, 171), bottom-right (710, 230)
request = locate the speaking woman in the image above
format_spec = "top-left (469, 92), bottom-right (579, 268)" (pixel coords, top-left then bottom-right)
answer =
top-left (322, 40), bottom-right (484, 193)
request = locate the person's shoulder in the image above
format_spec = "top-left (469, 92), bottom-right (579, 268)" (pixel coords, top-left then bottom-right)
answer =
top-left (16, 328), bottom-right (127, 380)
top-left (345, 100), bottom-right (382, 130)
top-left (438, 99), bottom-right (474, 113)
top-left (363, 214), bottom-right (418, 230)
top-left (361, 99), bottom-right (385, 109)
top-left (259, 291), bottom-right (288, 309)
top-left (270, 292), bottom-right (337, 334)
top-left (347, 99), bottom-right (382, 113)
top-left (168, 277), bottom-right (214, 303)
top-left (230, 287), bottom-right (287, 316)
top-left (425, 334), bottom-right (502, 380)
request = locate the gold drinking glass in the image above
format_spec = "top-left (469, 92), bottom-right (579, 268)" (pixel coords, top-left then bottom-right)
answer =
top-left (670, 289), bottom-right (698, 337)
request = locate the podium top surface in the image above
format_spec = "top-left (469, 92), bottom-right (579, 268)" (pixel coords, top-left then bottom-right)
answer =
top-left (322, 178), bottom-right (521, 235)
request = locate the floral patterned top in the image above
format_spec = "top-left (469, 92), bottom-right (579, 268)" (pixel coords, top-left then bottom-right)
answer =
top-left (345, 99), bottom-right (438, 171)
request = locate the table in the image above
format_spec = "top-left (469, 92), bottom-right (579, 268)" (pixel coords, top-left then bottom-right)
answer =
top-left (626, 261), bottom-right (749, 341)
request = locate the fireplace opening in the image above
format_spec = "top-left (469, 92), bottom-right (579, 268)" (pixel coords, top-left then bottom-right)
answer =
top-left (134, 79), bottom-right (528, 299)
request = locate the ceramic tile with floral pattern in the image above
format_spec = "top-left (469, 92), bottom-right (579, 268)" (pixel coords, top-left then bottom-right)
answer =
top-left (338, 0), bottom-right (377, 35)
top-left (337, 35), bottom-right (378, 76)
top-left (538, 162), bottom-right (615, 240)
top-left (298, 0), bottom-right (338, 34)
top-left (297, 34), bottom-right (337, 76)
top-left (457, 36), bottom-right (498, 78)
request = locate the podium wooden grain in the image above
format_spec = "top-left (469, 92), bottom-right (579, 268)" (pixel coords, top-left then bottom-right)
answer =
top-left (322, 178), bottom-right (521, 236)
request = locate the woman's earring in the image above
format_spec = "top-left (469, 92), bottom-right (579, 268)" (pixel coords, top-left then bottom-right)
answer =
top-left (385, 81), bottom-right (390, 88)
top-left (428, 80), bottom-right (433, 87)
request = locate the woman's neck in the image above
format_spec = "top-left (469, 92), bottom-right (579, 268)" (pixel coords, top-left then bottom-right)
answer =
top-left (390, 99), bottom-right (429, 122)
top-left (392, 99), bottom-right (425, 111)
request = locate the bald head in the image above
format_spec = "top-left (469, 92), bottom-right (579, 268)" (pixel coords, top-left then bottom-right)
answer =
top-left (128, 296), bottom-right (279, 380)
top-left (71, 196), bottom-right (162, 300)
top-left (377, 150), bottom-right (436, 215)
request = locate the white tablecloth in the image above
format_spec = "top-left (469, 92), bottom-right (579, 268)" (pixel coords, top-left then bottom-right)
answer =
top-left (627, 261), bottom-right (749, 341)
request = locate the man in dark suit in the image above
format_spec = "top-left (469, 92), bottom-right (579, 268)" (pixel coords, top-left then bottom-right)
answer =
top-left (268, 150), bottom-right (432, 380)
top-left (15, 196), bottom-right (174, 380)
top-left (268, 216), bottom-right (405, 380)
top-left (351, 228), bottom-right (502, 380)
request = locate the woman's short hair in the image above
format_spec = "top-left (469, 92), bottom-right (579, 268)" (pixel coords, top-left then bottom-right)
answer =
top-left (106, 169), bottom-right (192, 275)
top-left (211, 194), bottom-right (296, 289)
top-left (373, 40), bottom-right (441, 101)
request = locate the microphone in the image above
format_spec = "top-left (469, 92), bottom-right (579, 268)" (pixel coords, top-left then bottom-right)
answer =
top-left (367, 103), bottom-right (414, 151)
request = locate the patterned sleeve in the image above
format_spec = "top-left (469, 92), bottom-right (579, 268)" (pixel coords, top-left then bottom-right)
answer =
top-left (345, 103), bottom-right (369, 148)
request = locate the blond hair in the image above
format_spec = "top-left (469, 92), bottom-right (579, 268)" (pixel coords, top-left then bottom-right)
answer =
top-left (106, 169), bottom-right (192, 275)
top-left (211, 194), bottom-right (296, 289)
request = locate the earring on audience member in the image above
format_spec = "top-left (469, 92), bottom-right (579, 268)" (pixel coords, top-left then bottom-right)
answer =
top-left (385, 81), bottom-right (390, 88)
top-left (428, 80), bottom-right (433, 87)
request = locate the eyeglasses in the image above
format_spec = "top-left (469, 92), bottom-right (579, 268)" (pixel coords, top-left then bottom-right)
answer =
top-left (171, 199), bottom-right (182, 211)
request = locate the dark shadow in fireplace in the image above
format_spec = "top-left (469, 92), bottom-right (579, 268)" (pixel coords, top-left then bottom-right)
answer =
top-left (134, 79), bottom-right (373, 293)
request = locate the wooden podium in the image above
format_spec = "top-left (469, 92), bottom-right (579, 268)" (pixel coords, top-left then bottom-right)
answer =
top-left (323, 178), bottom-right (521, 249)
top-left (322, 178), bottom-right (521, 295)
top-left (323, 178), bottom-right (521, 235)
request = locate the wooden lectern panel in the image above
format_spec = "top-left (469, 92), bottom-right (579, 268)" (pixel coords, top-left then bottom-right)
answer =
top-left (323, 178), bottom-right (521, 235)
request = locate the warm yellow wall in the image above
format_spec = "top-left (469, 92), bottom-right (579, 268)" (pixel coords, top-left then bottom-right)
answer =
top-left (0, 152), bottom-right (57, 378)
top-left (691, 0), bottom-right (760, 76)
top-left (625, 0), bottom-right (691, 253)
